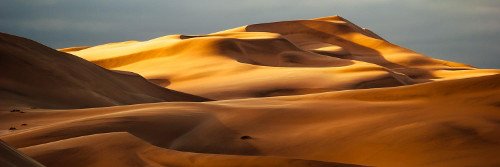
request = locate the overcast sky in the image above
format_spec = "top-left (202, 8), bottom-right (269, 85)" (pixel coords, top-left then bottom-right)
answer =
top-left (1, 0), bottom-right (499, 68)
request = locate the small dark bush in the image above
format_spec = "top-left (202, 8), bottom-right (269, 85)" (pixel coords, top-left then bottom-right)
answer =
top-left (240, 135), bottom-right (252, 140)
top-left (9, 127), bottom-right (16, 130)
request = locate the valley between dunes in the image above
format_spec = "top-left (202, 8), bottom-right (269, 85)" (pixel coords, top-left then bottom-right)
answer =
top-left (1, 16), bottom-right (499, 167)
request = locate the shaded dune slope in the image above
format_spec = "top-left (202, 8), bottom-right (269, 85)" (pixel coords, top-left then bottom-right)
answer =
top-left (0, 33), bottom-right (208, 109)
top-left (0, 140), bottom-right (44, 167)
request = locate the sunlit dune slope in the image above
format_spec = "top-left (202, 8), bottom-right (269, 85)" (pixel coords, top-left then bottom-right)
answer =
top-left (2, 74), bottom-right (499, 167)
top-left (0, 33), bottom-right (208, 109)
top-left (65, 16), bottom-right (499, 100)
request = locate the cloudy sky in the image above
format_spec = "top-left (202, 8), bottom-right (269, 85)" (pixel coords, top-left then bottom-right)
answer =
top-left (1, 0), bottom-right (499, 68)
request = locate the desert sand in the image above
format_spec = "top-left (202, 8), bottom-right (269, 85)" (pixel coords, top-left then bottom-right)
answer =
top-left (1, 16), bottom-right (499, 167)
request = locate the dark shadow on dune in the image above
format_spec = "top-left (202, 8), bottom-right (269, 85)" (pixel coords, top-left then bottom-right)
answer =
top-left (255, 88), bottom-right (333, 98)
top-left (310, 50), bottom-right (350, 58)
top-left (181, 34), bottom-right (355, 67)
top-left (0, 140), bottom-right (45, 167)
top-left (179, 35), bottom-right (207, 39)
top-left (353, 75), bottom-right (411, 89)
top-left (147, 78), bottom-right (171, 87)
top-left (245, 21), bottom-right (404, 66)
top-left (254, 74), bottom-right (413, 98)
top-left (438, 122), bottom-right (497, 145)
top-left (209, 37), bottom-right (355, 68)
top-left (491, 101), bottom-right (500, 108)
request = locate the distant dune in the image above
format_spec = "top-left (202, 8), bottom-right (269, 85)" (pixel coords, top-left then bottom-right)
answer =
top-left (1, 16), bottom-right (499, 167)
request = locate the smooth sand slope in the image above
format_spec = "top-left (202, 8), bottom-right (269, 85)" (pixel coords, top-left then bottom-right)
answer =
top-left (1, 74), bottom-right (499, 167)
top-left (0, 33), bottom-right (208, 109)
top-left (64, 16), bottom-right (499, 100)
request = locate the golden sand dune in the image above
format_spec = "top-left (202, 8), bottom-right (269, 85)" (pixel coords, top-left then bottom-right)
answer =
top-left (1, 16), bottom-right (499, 167)
top-left (1, 74), bottom-right (499, 166)
top-left (64, 16), bottom-right (499, 100)
top-left (0, 33), bottom-right (208, 109)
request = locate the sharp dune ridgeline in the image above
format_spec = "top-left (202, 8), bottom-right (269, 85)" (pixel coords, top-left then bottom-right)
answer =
top-left (1, 16), bottom-right (499, 167)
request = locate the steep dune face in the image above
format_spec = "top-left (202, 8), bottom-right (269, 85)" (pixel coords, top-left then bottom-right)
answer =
top-left (0, 33), bottom-right (208, 109)
top-left (65, 16), bottom-right (499, 100)
top-left (1, 74), bottom-right (499, 167)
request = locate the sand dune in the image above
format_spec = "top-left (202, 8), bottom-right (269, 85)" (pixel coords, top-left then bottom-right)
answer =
top-left (0, 33), bottom-right (208, 109)
top-left (1, 74), bottom-right (499, 167)
top-left (64, 16), bottom-right (499, 100)
top-left (1, 16), bottom-right (499, 167)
